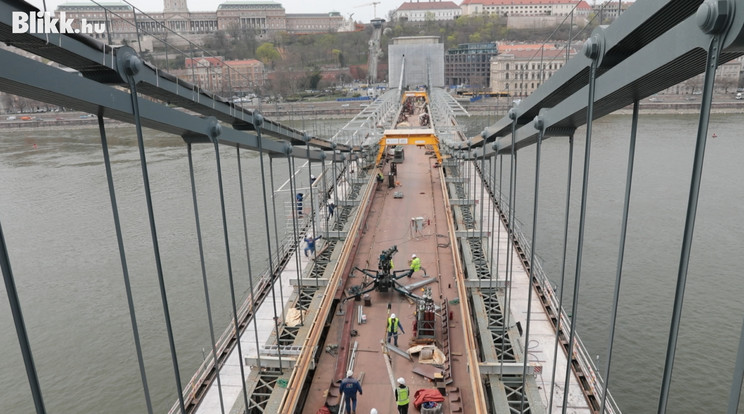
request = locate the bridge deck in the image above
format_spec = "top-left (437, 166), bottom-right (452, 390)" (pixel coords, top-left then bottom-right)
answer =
top-left (301, 146), bottom-right (474, 414)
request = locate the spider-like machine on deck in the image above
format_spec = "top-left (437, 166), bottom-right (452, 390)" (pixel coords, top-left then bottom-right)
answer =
top-left (344, 245), bottom-right (419, 302)
top-left (344, 246), bottom-right (439, 342)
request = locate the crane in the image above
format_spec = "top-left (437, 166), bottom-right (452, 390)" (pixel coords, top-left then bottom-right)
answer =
top-left (355, 1), bottom-right (381, 19)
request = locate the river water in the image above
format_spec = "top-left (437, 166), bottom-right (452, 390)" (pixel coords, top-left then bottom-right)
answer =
top-left (1, 114), bottom-right (743, 413)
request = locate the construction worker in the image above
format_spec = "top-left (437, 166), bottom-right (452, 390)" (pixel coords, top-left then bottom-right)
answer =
top-left (341, 370), bottom-right (363, 414)
top-left (409, 254), bottom-right (422, 277)
top-left (395, 377), bottom-right (410, 414)
top-left (304, 234), bottom-right (322, 258)
top-left (387, 313), bottom-right (405, 347)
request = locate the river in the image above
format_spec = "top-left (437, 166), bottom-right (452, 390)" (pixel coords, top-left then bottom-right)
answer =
top-left (0, 113), bottom-right (742, 413)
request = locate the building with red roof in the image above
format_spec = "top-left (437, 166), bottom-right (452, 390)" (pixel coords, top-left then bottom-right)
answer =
top-left (460, 0), bottom-right (593, 18)
top-left (393, 1), bottom-right (462, 22)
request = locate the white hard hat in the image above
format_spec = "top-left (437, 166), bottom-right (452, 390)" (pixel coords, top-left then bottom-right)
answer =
top-left (411, 254), bottom-right (416, 258)
top-left (390, 313), bottom-right (396, 319)
top-left (370, 410), bottom-right (378, 414)
top-left (397, 377), bottom-right (405, 385)
top-left (347, 370), bottom-right (353, 378)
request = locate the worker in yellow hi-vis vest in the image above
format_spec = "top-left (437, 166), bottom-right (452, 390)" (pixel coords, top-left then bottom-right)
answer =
top-left (409, 254), bottom-right (426, 277)
top-left (387, 313), bottom-right (405, 347)
top-left (395, 377), bottom-right (410, 414)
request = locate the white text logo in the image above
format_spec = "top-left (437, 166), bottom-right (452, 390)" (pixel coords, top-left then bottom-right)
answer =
top-left (12, 12), bottom-right (106, 35)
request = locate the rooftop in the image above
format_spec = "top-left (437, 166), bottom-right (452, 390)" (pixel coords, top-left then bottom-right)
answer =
top-left (217, 0), bottom-right (283, 10)
top-left (461, 0), bottom-right (587, 5)
top-left (396, 1), bottom-right (461, 11)
top-left (58, 2), bottom-right (132, 10)
top-left (496, 48), bottom-right (573, 58)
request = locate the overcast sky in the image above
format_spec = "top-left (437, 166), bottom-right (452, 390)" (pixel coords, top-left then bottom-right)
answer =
top-left (26, 0), bottom-right (401, 25)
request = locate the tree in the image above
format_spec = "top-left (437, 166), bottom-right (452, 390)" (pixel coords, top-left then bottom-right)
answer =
top-left (307, 71), bottom-right (322, 90)
top-left (256, 42), bottom-right (281, 69)
top-left (332, 49), bottom-right (345, 67)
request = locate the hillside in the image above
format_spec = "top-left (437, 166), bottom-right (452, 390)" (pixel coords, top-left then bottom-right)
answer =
top-left (176, 15), bottom-right (597, 98)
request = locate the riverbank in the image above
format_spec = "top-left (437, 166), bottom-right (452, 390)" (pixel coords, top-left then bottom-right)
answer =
top-left (2, 94), bottom-right (742, 131)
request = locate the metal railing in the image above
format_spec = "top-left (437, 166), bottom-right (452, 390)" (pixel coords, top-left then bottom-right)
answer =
top-left (489, 182), bottom-right (621, 414)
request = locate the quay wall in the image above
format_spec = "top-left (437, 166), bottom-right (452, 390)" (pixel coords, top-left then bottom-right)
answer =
top-left (3, 98), bottom-right (744, 131)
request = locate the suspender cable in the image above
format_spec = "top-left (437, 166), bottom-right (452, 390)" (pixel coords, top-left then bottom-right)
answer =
top-left (488, 143), bottom-right (500, 296)
top-left (659, 32), bottom-right (725, 414)
top-left (548, 133), bottom-right (574, 414)
top-left (268, 157), bottom-right (287, 326)
top-left (504, 108), bottom-right (519, 341)
top-left (344, 156), bottom-right (351, 200)
top-left (520, 116), bottom-right (545, 412)
top-left (210, 128), bottom-right (251, 411)
top-left (468, 146), bottom-right (474, 237)
top-left (321, 154), bottom-right (329, 238)
top-left (467, 142), bottom-right (474, 238)
top-left (255, 115), bottom-right (284, 370)
top-left (98, 113), bottom-right (152, 414)
top-left (124, 60), bottom-right (186, 414)
top-left (479, 143), bottom-right (486, 244)
top-left (305, 138), bottom-right (319, 289)
top-left (0, 223), bottom-right (46, 414)
top-left (564, 38), bottom-right (600, 412)
top-left (269, 157), bottom-right (282, 267)
top-left (486, 154), bottom-right (494, 283)
top-left (332, 144), bottom-right (340, 238)
top-left (286, 148), bottom-right (304, 327)
top-left (186, 142), bottom-right (225, 414)
top-left (497, 146), bottom-right (507, 364)
top-left (236, 147), bottom-right (263, 369)
top-left (508, 151), bottom-right (518, 353)
top-left (600, 100), bottom-right (639, 414)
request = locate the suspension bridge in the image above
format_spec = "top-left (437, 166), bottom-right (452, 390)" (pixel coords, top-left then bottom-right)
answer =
top-left (2, 0), bottom-right (744, 413)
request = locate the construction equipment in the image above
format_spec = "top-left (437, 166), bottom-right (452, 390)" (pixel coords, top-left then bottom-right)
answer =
top-left (343, 245), bottom-right (418, 302)
top-left (355, 1), bottom-right (381, 18)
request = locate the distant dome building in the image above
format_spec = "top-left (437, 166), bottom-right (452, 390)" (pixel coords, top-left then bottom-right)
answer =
top-left (55, 0), bottom-right (347, 43)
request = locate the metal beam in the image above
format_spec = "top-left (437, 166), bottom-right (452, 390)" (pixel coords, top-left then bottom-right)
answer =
top-left (476, 1), bottom-right (744, 154)
top-left (0, 48), bottom-right (341, 161)
top-left (289, 278), bottom-right (330, 287)
top-left (479, 362), bottom-right (536, 376)
top-left (0, 0), bottom-right (352, 152)
top-left (464, 279), bottom-right (507, 289)
top-left (245, 356), bottom-right (299, 369)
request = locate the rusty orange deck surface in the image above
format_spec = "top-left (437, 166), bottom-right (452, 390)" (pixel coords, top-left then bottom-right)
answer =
top-left (302, 146), bottom-right (473, 414)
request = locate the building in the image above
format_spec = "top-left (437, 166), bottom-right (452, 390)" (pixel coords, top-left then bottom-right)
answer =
top-left (393, 1), bottom-right (461, 22)
top-left (56, 0), bottom-right (348, 43)
top-left (592, 1), bottom-right (634, 22)
top-left (460, 0), bottom-right (592, 18)
top-left (56, 2), bottom-right (135, 41)
top-left (215, 0), bottom-right (287, 32)
top-left (490, 43), bottom-right (576, 96)
top-left (285, 12), bottom-right (345, 33)
top-left (174, 56), bottom-right (226, 91)
top-left (444, 42), bottom-right (499, 89)
top-left (388, 36), bottom-right (444, 88)
top-left (172, 56), bottom-right (265, 94)
top-left (223, 58), bottom-right (266, 91)
top-left (662, 57), bottom-right (743, 95)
